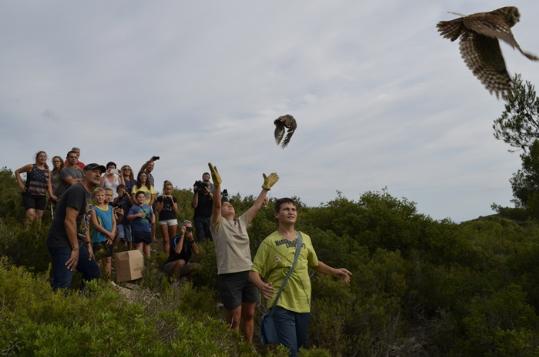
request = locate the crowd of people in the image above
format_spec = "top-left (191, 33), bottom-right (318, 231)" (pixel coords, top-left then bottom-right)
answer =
top-left (15, 148), bottom-right (352, 356)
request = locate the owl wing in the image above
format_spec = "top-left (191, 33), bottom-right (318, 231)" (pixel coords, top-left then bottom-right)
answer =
top-left (274, 120), bottom-right (285, 145)
top-left (281, 127), bottom-right (296, 148)
top-left (465, 17), bottom-right (538, 61)
top-left (459, 32), bottom-right (511, 98)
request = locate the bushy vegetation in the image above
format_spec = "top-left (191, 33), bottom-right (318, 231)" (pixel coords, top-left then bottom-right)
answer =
top-left (4, 168), bottom-right (539, 356)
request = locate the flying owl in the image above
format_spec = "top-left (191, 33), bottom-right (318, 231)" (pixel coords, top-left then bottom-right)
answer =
top-left (437, 6), bottom-right (538, 99)
top-left (274, 114), bottom-right (297, 148)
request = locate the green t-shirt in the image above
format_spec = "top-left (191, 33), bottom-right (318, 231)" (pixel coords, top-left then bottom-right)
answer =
top-left (252, 231), bottom-right (319, 313)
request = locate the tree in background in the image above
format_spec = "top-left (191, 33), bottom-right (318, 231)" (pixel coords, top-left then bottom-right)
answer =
top-left (493, 74), bottom-right (539, 153)
top-left (510, 140), bottom-right (539, 212)
top-left (492, 75), bottom-right (539, 213)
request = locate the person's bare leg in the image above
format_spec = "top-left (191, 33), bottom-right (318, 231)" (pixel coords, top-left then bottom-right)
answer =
top-left (135, 242), bottom-right (144, 254)
top-left (143, 243), bottom-right (151, 257)
top-left (240, 302), bottom-right (256, 343)
top-left (160, 224), bottom-right (170, 254)
top-left (25, 208), bottom-right (36, 224)
top-left (166, 224), bottom-right (177, 254)
top-left (34, 209), bottom-right (44, 223)
top-left (226, 306), bottom-right (242, 331)
top-left (105, 257), bottom-right (112, 278)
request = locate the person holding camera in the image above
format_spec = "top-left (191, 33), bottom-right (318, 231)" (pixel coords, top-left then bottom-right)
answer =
top-left (191, 172), bottom-right (213, 242)
top-left (163, 220), bottom-right (201, 280)
top-left (208, 162), bottom-right (279, 344)
top-left (101, 161), bottom-right (123, 199)
top-left (138, 155), bottom-right (159, 187)
top-left (156, 181), bottom-right (179, 254)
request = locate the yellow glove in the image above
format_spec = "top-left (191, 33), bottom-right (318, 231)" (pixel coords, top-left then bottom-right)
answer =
top-left (262, 172), bottom-right (279, 191)
top-left (208, 163), bottom-right (222, 186)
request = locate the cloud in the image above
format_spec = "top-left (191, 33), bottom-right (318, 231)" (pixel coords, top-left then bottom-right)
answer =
top-left (0, 1), bottom-right (538, 221)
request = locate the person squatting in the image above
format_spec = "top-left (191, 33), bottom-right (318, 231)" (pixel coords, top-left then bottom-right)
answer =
top-left (16, 149), bottom-right (352, 355)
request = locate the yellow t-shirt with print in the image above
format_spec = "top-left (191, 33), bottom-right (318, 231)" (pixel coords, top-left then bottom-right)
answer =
top-left (252, 231), bottom-right (319, 313)
top-left (131, 185), bottom-right (156, 205)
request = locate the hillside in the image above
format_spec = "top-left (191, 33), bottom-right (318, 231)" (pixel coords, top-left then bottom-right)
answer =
top-left (2, 168), bottom-right (539, 356)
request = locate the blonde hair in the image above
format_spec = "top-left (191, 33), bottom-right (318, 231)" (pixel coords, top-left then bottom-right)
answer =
top-left (163, 180), bottom-right (173, 191)
top-left (93, 187), bottom-right (105, 197)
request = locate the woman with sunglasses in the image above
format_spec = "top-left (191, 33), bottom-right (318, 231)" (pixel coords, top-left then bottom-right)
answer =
top-left (121, 165), bottom-right (136, 195)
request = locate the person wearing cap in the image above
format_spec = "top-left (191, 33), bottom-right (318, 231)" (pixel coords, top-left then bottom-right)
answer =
top-left (208, 162), bottom-right (279, 344)
top-left (163, 220), bottom-right (201, 280)
top-left (46, 163), bottom-right (105, 289)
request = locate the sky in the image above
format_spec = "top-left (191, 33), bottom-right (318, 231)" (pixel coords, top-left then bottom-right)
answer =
top-left (1, 1), bottom-right (538, 222)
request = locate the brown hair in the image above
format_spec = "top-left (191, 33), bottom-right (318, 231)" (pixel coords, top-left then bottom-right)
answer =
top-left (51, 155), bottom-right (63, 173)
top-left (35, 151), bottom-right (49, 170)
top-left (274, 197), bottom-right (297, 213)
top-left (136, 171), bottom-right (151, 191)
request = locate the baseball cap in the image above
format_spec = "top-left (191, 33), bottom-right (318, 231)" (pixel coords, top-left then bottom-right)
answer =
top-left (84, 163), bottom-right (106, 173)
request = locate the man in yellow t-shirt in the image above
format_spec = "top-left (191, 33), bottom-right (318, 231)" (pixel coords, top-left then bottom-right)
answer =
top-left (250, 198), bottom-right (352, 357)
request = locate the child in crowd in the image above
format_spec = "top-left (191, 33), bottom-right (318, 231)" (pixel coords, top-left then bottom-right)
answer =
top-left (104, 187), bottom-right (114, 207)
top-left (156, 181), bottom-right (179, 254)
top-left (90, 187), bottom-right (116, 279)
top-left (128, 191), bottom-right (155, 257)
top-left (113, 184), bottom-right (132, 249)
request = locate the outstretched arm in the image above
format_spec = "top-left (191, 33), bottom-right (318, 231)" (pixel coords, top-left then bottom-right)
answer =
top-left (315, 261), bottom-right (352, 284)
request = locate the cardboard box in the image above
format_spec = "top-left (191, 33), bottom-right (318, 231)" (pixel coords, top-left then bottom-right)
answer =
top-left (114, 250), bottom-right (144, 282)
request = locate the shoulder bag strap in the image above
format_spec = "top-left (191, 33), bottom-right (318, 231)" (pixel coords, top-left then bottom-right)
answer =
top-left (269, 231), bottom-right (303, 311)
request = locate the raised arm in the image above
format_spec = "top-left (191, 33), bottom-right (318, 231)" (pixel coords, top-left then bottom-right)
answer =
top-left (243, 172), bottom-right (279, 224)
top-left (208, 163), bottom-right (222, 226)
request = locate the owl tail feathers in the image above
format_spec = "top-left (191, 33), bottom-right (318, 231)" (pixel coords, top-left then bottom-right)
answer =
top-left (437, 19), bottom-right (464, 41)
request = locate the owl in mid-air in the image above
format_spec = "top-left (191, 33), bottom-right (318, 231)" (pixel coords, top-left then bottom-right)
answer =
top-left (437, 6), bottom-right (538, 99)
top-left (274, 114), bottom-right (297, 148)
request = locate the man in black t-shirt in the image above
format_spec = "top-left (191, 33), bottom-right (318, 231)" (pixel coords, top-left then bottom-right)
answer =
top-left (191, 173), bottom-right (213, 242)
top-left (47, 163), bottom-right (105, 289)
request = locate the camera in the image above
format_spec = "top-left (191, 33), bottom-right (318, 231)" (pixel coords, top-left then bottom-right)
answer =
top-left (222, 189), bottom-right (229, 202)
top-left (186, 226), bottom-right (193, 232)
top-left (193, 180), bottom-right (208, 193)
